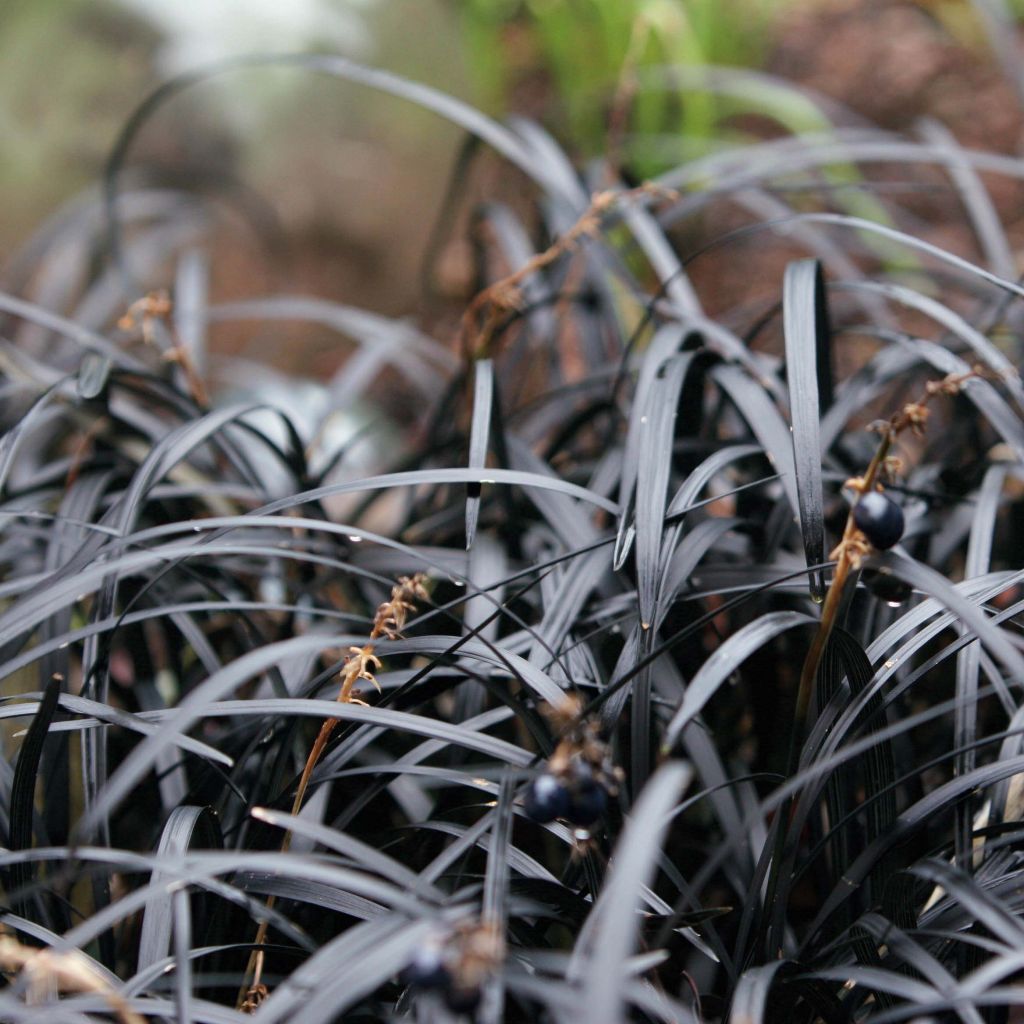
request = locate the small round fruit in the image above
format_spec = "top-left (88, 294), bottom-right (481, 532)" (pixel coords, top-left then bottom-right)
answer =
top-left (444, 984), bottom-right (482, 1015)
top-left (566, 770), bottom-right (608, 827)
top-left (852, 492), bottom-right (904, 550)
top-left (862, 568), bottom-right (913, 606)
top-left (523, 773), bottom-right (571, 823)
top-left (403, 944), bottom-right (450, 991)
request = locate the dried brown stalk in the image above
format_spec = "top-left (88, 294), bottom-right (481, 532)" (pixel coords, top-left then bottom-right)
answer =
top-left (794, 366), bottom-right (988, 734)
top-left (764, 366), bottom-right (991, 953)
top-left (448, 918), bottom-right (505, 993)
top-left (457, 184), bottom-right (678, 362)
top-left (238, 574), bottom-right (430, 1011)
top-left (118, 290), bottom-right (209, 407)
top-left (0, 934), bottom-right (145, 1024)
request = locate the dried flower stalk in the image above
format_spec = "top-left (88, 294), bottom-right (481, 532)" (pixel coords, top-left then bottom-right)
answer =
top-left (458, 184), bottom-right (678, 361)
top-left (238, 574), bottom-right (430, 1010)
top-left (796, 366), bottom-right (987, 732)
top-left (0, 934), bottom-right (145, 1024)
top-left (119, 290), bottom-right (209, 406)
top-left (764, 365), bottom-right (991, 955)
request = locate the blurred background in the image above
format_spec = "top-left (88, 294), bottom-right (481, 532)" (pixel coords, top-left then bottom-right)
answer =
top-left (4, 0), bottom-right (1024, 377)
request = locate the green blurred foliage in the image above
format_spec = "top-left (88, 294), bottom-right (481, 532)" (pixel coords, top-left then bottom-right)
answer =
top-left (456, 0), bottom-right (946, 285)
top-left (454, 0), bottom-right (1022, 178)
top-left (456, 0), bottom-right (785, 160)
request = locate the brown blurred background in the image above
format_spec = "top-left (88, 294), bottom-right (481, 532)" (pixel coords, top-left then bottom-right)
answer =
top-left (4, 0), bottom-right (1023, 377)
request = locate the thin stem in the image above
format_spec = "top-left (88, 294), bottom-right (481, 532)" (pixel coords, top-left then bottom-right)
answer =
top-left (790, 361), bottom-right (984, 750)
top-left (761, 431), bottom-right (891, 957)
top-left (458, 184), bottom-right (677, 361)
top-left (792, 433), bottom-right (893, 738)
top-left (760, 366), bottom-right (984, 957)
top-left (240, 717), bottom-right (339, 997)
top-left (236, 575), bottom-right (428, 1012)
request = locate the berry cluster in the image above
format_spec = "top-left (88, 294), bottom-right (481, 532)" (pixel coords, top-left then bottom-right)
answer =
top-left (523, 760), bottom-right (608, 826)
top-left (521, 697), bottom-right (620, 829)
top-left (403, 923), bottom-right (501, 1017)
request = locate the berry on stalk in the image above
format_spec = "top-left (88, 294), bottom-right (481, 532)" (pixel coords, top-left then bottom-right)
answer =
top-left (852, 491), bottom-right (904, 550)
top-left (523, 773), bottom-right (571, 823)
top-left (565, 763), bottom-right (608, 826)
top-left (444, 984), bottom-right (482, 1015)
top-left (403, 944), bottom-right (450, 991)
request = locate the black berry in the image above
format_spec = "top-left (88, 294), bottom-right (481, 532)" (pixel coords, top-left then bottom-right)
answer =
top-left (852, 491), bottom-right (904, 550)
top-left (403, 944), bottom-right (450, 991)
top-left (523, 773), bottom-right (571, 823)
top-left (444, 984), bottom-right (482, 1015)
top-left (565, 763), bottom-right (608, 826)
top-left (862, 568), bottom-right (913, 606)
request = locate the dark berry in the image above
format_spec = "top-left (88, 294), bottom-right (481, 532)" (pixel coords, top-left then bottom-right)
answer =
top-left (403, 944), bottom-right (450, 990)
top-left (523, 773), bottom-right (571, 823)
top-left (565, 764), bottom-right (608, 826)
top-left (852, 491), bottom-right (904, 550)
top-left (444, 984), bottom-right (482, 1015)
top-left (568, 777), bottom-right (607, 826)
top-left (862, 568), bottom-right (913, 606)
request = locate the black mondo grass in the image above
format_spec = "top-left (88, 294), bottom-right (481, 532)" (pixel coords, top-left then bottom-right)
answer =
top-left (3, 33), bottom-right (1024, 1024)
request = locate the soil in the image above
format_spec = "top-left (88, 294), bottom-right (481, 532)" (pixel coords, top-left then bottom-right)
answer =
top-left (771, 0), bottom-right (1024, 152)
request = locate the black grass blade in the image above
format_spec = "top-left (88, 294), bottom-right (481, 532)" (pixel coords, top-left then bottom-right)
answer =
top-left (466, 358), bottom-right (494, 550)
top-left (782, 258), bottom-right (830, 600)
top-left (5, 672), bottom-right (62, 922)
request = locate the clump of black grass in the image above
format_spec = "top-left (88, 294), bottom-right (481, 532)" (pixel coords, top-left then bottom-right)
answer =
top-left (2, 35), bottom-right (1024, 1024)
